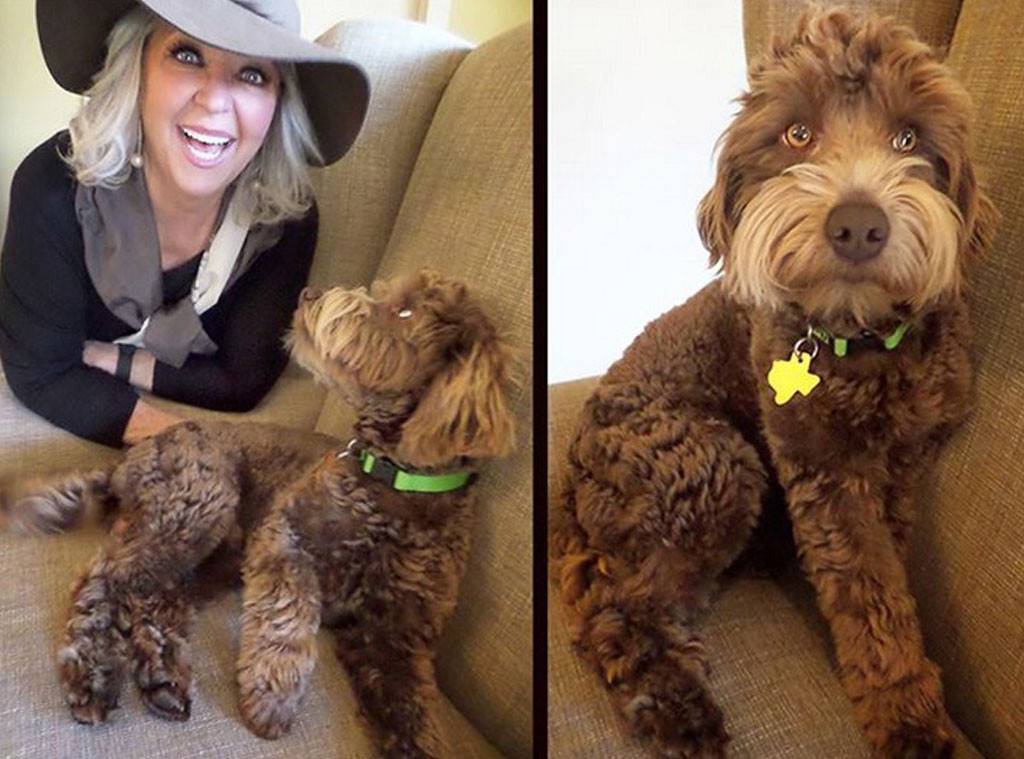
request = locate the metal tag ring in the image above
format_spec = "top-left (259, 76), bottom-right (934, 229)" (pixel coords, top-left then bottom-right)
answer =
top-left (793, 336), bottom-right (819, 360)
top-left (336, 437), bottom-right (359, 460)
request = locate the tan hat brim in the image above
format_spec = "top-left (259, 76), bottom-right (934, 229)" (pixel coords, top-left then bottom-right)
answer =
top-left (37, 0), bottom-right (369, 165)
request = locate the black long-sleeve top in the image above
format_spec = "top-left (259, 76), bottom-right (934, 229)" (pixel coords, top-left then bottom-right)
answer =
top-left (0, 132), bottom-right (318, 447)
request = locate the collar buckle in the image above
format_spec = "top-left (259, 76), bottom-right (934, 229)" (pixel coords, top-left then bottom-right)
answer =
top-left (356, 449), bottom-right (473, 493)
top-left (364, 454), bottom-right (400, 487)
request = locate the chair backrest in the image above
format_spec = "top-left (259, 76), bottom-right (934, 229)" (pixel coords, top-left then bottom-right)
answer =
top-left (307, 19), bottom-right (472, 293)
top-left (742, 0), bottom-right (961, 64)
top-left (743, 2), bottom-right (1024, 755)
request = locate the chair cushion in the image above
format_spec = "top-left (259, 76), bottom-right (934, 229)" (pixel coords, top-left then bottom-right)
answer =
top-left (0, 524), bottom-right (501, 758)
top-left (549, 572), bottom-right (982, 758)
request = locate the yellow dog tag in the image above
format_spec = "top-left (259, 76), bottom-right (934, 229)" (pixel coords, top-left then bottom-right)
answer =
top-left (768, 351), bottom-right (821, 405)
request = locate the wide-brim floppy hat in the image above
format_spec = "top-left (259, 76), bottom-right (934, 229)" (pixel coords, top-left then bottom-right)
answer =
top-left (36, 0), bottom-right (370, 166)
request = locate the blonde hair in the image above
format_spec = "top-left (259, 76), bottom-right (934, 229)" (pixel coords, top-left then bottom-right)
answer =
top-left (62, 5), bottom-right (322, 225)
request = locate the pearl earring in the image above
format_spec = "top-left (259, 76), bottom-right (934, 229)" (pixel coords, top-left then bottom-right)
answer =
top-left (130, 153), bottom-right (143, 169)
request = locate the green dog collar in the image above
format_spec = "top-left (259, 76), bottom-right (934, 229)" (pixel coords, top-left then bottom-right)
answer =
top-left (359, 450), bottom-right (472, 493)
top-left (811, 322), bottom-right (910, 358)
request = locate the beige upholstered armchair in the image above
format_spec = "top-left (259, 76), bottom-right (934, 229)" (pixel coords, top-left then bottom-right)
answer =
top-left (0, 19), bottom-right (532, 759)
top-left (548, 1), bottom-right (1023, 756)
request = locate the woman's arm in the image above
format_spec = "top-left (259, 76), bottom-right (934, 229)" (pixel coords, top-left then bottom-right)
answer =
top-left (0, 138), bottom-right (154, 447)
top-left (78, 342), bottom-right (181, 444)
top-left (81, 340), bottom-right (157, 390)
top-left (146, 205), bottom-right (319, 411)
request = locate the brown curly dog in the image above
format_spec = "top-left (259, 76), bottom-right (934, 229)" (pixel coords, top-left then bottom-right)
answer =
top-left (551, 6), bottom-right (997, 758)
top-left (3, 270), bottom-right (515, 758)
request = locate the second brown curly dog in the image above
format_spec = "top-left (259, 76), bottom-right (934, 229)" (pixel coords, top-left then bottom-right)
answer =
top-left (552, 7), bottom-right (997, 758)
top-left (4, 270), bottom-right (515, 758)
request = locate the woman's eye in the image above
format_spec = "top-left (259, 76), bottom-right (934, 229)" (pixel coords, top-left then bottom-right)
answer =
top-left (240, 68), bottom-right (267, 86)
top-left (172, 45), bottom-right (201, 66)
top-left (783, 123), bottom-right (814, 149)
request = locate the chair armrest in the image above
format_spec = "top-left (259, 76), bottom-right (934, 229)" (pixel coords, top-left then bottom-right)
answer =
top-left (548, 376), bottom-right (601, 536)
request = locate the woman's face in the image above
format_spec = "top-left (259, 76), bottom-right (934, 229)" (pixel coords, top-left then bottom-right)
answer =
top-left (140, 22), bottom-right (280, 207)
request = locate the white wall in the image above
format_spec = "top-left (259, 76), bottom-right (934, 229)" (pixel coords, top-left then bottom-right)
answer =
top-left (548, 0), bottom-right (748, 383)
top-left (450, 0), bottom-right (530, 44)
top-left (300, 0), bottom-right (530, 41)
top-left (0, 2), bottom-right (81, 234)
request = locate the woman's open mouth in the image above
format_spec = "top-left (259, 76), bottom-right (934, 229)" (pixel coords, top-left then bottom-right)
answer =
top-left (178, 125), bottom-right (236, 167)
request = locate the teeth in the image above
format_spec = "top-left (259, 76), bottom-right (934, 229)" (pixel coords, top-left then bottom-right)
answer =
top-left (186, 141), bottom-right (223, 160)
top-left (181, 127), bottom-right (230, 146)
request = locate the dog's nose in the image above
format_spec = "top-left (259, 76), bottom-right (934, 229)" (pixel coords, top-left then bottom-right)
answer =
top-left (825, 202), bottom-right (890, 263)
top-left (300, 286), bottom-right (322, 303)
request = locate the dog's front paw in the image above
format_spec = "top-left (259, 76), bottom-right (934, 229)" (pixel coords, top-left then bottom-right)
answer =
top-left (237, 661), bottom-right (309, 740)
top-left (238, 684), bottom-right (296, 739)
top-left (132, 624), bottom-right (192, 721)
top-left (141, 682), bottom-right (191, 722)
top-left (616, 661), bottom-right (729, 758)
top-left (854, 669), bottom-right (955, 759)
top-left (59, 643), bottom-right (124, 725)
top-left (878, 721), bottom-right (954, 759)
top-left (136, 655), bottom-right (191, 723)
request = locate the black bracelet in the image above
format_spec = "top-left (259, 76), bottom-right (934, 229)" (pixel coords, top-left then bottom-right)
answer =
top-left (115, 344), bottom-right (136, 383)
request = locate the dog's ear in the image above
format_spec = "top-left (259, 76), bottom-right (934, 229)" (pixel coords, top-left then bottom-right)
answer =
top-left (949, 155), bottom-right (999, 260)
top-left (397, 319), bottom-right (516, 468)
top-left (697, 130), bottom-right (742, 268)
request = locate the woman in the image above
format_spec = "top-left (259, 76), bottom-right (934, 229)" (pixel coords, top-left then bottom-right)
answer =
top-left (0, 0), bottom-right (368, 447)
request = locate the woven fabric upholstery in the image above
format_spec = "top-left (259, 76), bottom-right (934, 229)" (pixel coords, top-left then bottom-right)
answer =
top-left (369, 24), bottom-right (534, 758)
top-left (547, 380), bottom-right (983, 757)
top-left (742, 0), bottom-right (962, 64)
top-left (549, 580), bottom-right (984, 759)
top-left (0, 525), bottom-right (500, 759)
top-left (307, 19), bottom-right (472, 292)
top-left (0, 376), bottom-right (120, 480)
top-left (905, 1), bottom-right (1024, 756)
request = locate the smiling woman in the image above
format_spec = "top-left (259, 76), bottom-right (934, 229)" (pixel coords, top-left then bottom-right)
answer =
top-left (144, 27), bottom-right (282, 195)
top-left (0, 0), bottom-right (369, 447)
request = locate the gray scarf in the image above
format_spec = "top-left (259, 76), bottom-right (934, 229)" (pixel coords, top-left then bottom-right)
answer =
top-left (76, 170), bottom-right (282, 368)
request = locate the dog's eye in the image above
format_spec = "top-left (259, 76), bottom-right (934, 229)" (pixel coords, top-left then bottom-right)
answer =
top-left (892, 127), bottom-right (918, 153)
top-left (397, 308), bottom-right (413, 319)
top-left (783, 123), bottom-right (813, 149)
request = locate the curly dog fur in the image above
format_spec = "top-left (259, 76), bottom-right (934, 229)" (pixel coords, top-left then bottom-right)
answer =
top-left (551, 6), bottom-right (997, 758)
top-left (4, 270), bottom-right (515, 758)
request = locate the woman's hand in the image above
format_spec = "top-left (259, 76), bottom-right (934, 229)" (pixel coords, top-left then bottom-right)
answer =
top-left (123, 400), bottom-right (183, 446)
top-left (82, 340), bottom-right (157, 391)
top-left (82, 340), bottom-right (118, 375)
